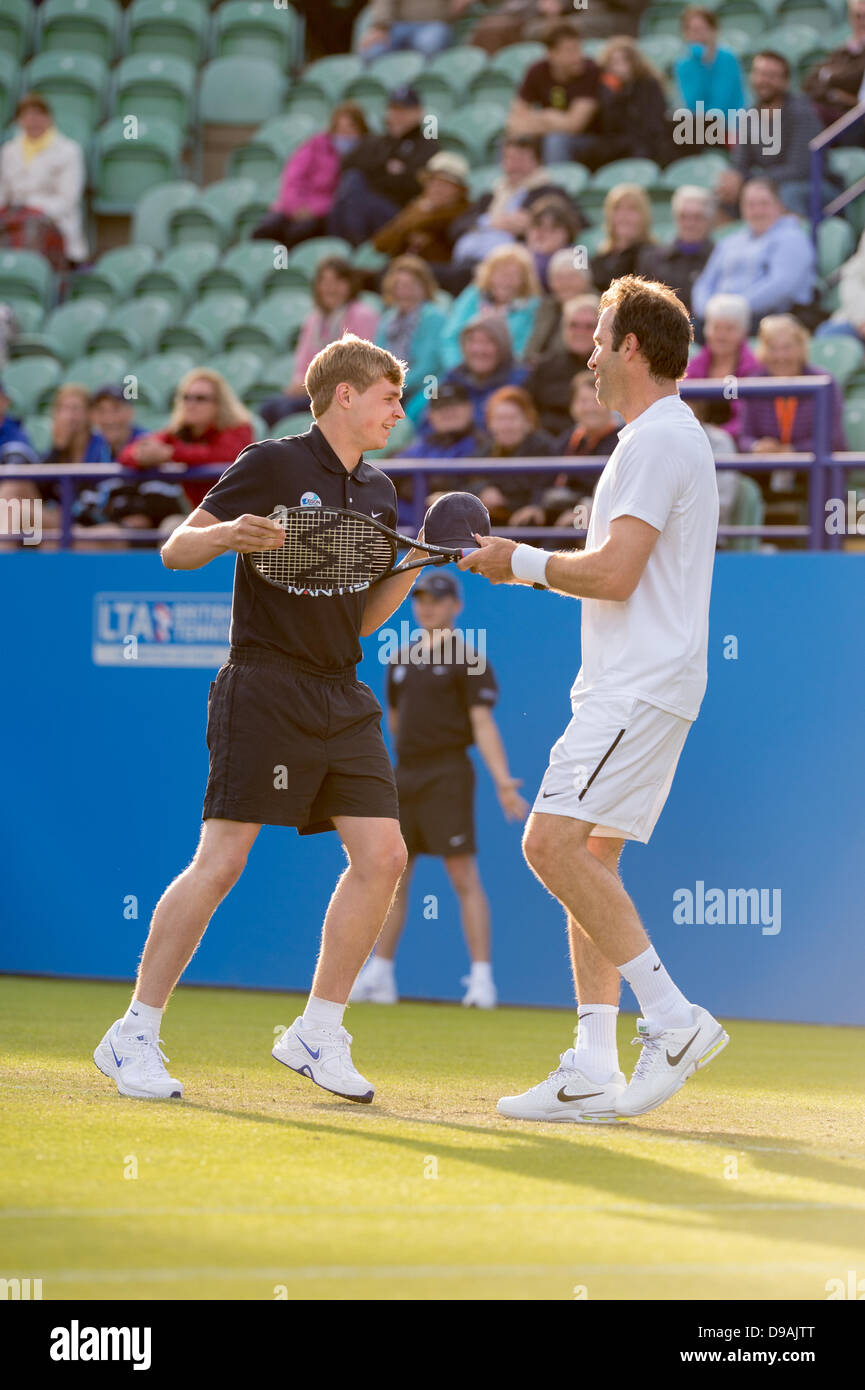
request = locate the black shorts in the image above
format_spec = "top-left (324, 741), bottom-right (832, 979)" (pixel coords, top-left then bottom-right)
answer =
top-left (396, 755), bottom-right (476, 857)
top-left (203, 645), bottom-right (399, 833)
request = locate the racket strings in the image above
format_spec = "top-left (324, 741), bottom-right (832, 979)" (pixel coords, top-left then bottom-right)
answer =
top-left (250, 509), bottom-right (396, 590)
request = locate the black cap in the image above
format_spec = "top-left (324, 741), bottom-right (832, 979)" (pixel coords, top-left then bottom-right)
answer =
top-left (92, 383), bottom-right (127, 403)
top-left (413, 570), bottom-right (462, 600)
top-left (388, 84), bottom-right (422, 107)
top-left (424, 491), bottom-right (491, 552)
top-left (430, 381), bottom-right (470, 408)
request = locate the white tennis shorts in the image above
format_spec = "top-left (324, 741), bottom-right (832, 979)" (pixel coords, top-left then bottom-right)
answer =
top-left (532, 693), bottom-right (692, 843)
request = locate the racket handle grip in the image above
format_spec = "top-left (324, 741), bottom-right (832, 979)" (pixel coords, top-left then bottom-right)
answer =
top-left (532, 582), bottom-right (547, 590)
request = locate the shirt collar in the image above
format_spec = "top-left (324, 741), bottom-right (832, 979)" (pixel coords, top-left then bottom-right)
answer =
top-left (617, 393), bottom-right (681, 439)
top-left (307, 422), bottom-right (373, 484)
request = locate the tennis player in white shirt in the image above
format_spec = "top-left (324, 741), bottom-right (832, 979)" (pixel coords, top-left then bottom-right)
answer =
top-left (459, 274), bottom-right (729, 1122)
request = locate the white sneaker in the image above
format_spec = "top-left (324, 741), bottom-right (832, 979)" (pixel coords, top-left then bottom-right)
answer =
top-left (93, 1020), bottom-right (183, 1100)
top-left (272, 1017), bottom-right (375, 1103)
top-left (616, 1005), bottom-right (730, 1118)
top-left (461, 974), bottom-right (497, 1009)
top-left (349, 960), bottom-right (398, 1004)
top-left (497, 1049), bottom-right (626, 1123)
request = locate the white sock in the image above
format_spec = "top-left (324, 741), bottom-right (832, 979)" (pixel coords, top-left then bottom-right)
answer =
top-left (302, 995), bottom-right (345, 1031)
top-left (572, 1004), bottom-right (619, 1082)
top-left (618, 946), bottom-right (693, 1030)
top-left (118, 999), bottom-right (163, 1036)
top-left (469, 961), bottom-right (493, 983)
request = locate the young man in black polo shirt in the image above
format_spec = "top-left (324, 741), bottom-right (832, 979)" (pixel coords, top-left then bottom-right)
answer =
top-left (509, 22), bottom-right (600, 166)
top-left (93, 335), bottom-right (426, 1105)
top-left (351, 570), bottom-right (527, 1009)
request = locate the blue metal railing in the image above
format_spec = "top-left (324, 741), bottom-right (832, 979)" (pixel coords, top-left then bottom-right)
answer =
top-left (0, 376), bottom-right (856, 551)
top-left (809, 102), bottom-right (865, 240)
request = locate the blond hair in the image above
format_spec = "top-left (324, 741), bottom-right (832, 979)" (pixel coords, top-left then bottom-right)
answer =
top-left (305, 332), bottom-right (405, 419)
top-left (755, 313), bottom-right (810, 365)
top-left (381, 253), bottom-right (438, 305)
top-left (475, 243), bottom-right (541, 301)
top-left (599, 183), bottom-right (653, 255)
top-left (168, 368), bottom-right (251, 433)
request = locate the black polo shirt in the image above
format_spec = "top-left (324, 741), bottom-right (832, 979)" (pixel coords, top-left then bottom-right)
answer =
top-left (200, 424), bottom-right (398, 673)
top-left (387, 640), bottom-right (498, 764)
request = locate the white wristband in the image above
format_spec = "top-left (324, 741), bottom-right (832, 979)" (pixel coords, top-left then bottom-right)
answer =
top-left (510, 543), bottom-right (550, 587)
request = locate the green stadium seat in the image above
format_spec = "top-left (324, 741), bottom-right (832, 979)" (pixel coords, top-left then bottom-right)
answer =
top-left (208, 349), bottom-right (265, 398)
top-left (639, 4), bottom-right (688, 38)
top-left (233, 196), bottom-right (272, 243)
top-left (65, 350), bottom-right (130, 394)
top-left (727, 474), bottom-right (765, 552)
top-left (223, 289), bottom-right (312, 352)
top-left (842, 399), bottom-right (865, 452)
top-left (0, 0), bottom-right (32, 62)
top-left (248, 351), bottom-right (297, 403)
top-left (591, 158), bottom-right (661, 191)
top-left (135, 350), bottom-right (197, 409)
top-left (0, 50), bottom-right (20, 128)
top-left (39, 0), bottom-right (120, 63)
top-left (413, 72), bottom-right (459, 117)
top-left (234, 111), bottom-right (319, 171)
top-left (287, 236), bottom-right (354, 279)
top-left (93, 117), bottom-right (184, 214)
top-left (113, 55), bottom-right (196, 131)
top-left (197, 240), bottom-right (287, 300)
top-left (468, 69), bottom-right (517, 106)
top-left (271, 410), bottom-right (314, 438)
top-left (132, 181), bottom-right (200, 251)
top-left (490, 42), bottom-right (546, 79)
top-left (199, 57), bottom-right (287, 125)
top-left (828, 147), bottom-right (865, 187)
top-left (779, 0), bottom-right (843, 25)
top-left (2, 357), bottom-right (62, 416)
top-left (817, 216), bottom-right (855, 279)
top-left (166, 177), bottom-right (261, 248)
top-left (35, 299), bottom-right (109, 362)
top-left (24, 51), bottom-right (109, 132)
top-left (466, 162), bottom-right (500, 200)
top-left (127, 0), bottom-right (208, 65)
top-left (439, 103), bottom-right (505, 163)
top-left (22, 415), bottom-right (54, 456)
top-left (0, 250), bottom-right (55, 316)
top-left (662, 152), bottom-right (731, 189)
top-left (352, 241), bottom-right (389, 273)
top-left (158, 290), bottom-right (250, 352)
top-left (281, 92), bottom-right (330, 130)
top-left (545, 162), bottom-right (590, 198)
top-left (368, 50), bottom-right (426, 90)
top-left (744, 23), bottom-right (822, 66)
top-left (717, 0), bottom-right (772, 36)
top-left (427, 46), bottom-right (487, 94)
top-left (638, 35), bottom-right (683, 73)
top-left (132, 242), bottom-right (221, 308)
top-left (809, 334), bottom-right (865, 385)
top-left (86, 295), bottom-right (176, 355)
top-left (293, 55), bottom-right (363, 102)
top-left (68, 245), bottom-right (158, 304)
top-left (213, 0), bottom-right (302, 67)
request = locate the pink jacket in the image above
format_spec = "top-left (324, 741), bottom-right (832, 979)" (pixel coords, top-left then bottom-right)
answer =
top-left (685, 341), bottom-right (763, 441)
top-left (273, 133), bottom-right (342, 218)
top-left (292, 301), bottom-right (380, 383)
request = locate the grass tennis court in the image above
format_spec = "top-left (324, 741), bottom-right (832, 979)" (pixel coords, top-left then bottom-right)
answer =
top-left (2, 977), bottom-right (864, 1302)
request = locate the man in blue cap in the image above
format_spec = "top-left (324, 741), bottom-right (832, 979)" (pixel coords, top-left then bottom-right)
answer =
top-left (328, 86), bottom-right (439, 245)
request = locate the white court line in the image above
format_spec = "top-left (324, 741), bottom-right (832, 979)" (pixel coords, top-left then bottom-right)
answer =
top-left (40, 1260), bottom-right (844, 1282)
top-left (3, 1200), bottom-right (864, 1219)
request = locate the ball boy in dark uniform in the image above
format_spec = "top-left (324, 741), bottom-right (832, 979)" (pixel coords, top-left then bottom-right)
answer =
top-left (352, 571), bottom-right (528, 1008)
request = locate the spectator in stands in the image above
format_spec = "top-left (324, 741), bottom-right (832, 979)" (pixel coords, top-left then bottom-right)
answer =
top-left (525, 291), bottom-right (600, 434)
top-left (803, 0), bottom-right (865, 139)
top-left (511, 371), bottom-right (618, 526)
top-left (0, 93), bottom-right (88, 267)
top-left (360, 0), bottom-right (466, 60)
top-left (467, 385), bottom-right (557, 522)
top-left (373, 152), bottom-right (471, 263)
top-left (328, 86), bottom-right (438, 245)
top-left (258, 257), bottom-right (379, 427)
top-left (44, 385), bottom-right (111, 467)
top-left (816, 227), bottom-right (865, 341)
top-left (118, 369), bottom-right (254, 511)
top-left (581, 37), bottom-right (674, 171)
top-left (685, 293), bottom-right (763, 443)
top-left (524, 194), bottom-right (583, 290)
top-left (716, 51), bottom-right (828, 219)
top-left (674, 6), bottom-right (746, 116)
top-left (74, 385), bottom-right (187, 538)
top-left (639, 185), bottom-right (715, 313)
top-left (435, 316), bottom-right (530, 428)
top-left (691, 178), bottom-right (817, 331)
top-left (468, 0), bottom-right (569, 54)
top-left (441, 244), bottom-right (541, 370)
top-left (0, 377), bottom-right (33, 451)
top-left (523, 249), bottom-right (593, 359)
top-left (403, 381), bottom-right (487, 465)
top-left (376, 254), bottom-right (448, 423)
top-left (251, 103), bottom-right (369, 250)
top-left (0, 439), bottom-right (47, 549)
top-left (90, 386), bottom-right (146, 462)
top-left (450, 135), bottom-right (561, 269)
top-left (738, 314), bottom-right (846, 527)
top-left (509, 22), bottom-right (601, 165)
top-left (590, 184), bottom-right (655, 292)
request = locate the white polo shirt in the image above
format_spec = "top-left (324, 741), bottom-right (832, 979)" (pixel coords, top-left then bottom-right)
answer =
top-left (570, 393), bottom-right (719, 722)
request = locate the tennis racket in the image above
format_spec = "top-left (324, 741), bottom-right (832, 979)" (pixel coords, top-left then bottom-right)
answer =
top-left (246, 505), bottom-right (471, 594)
